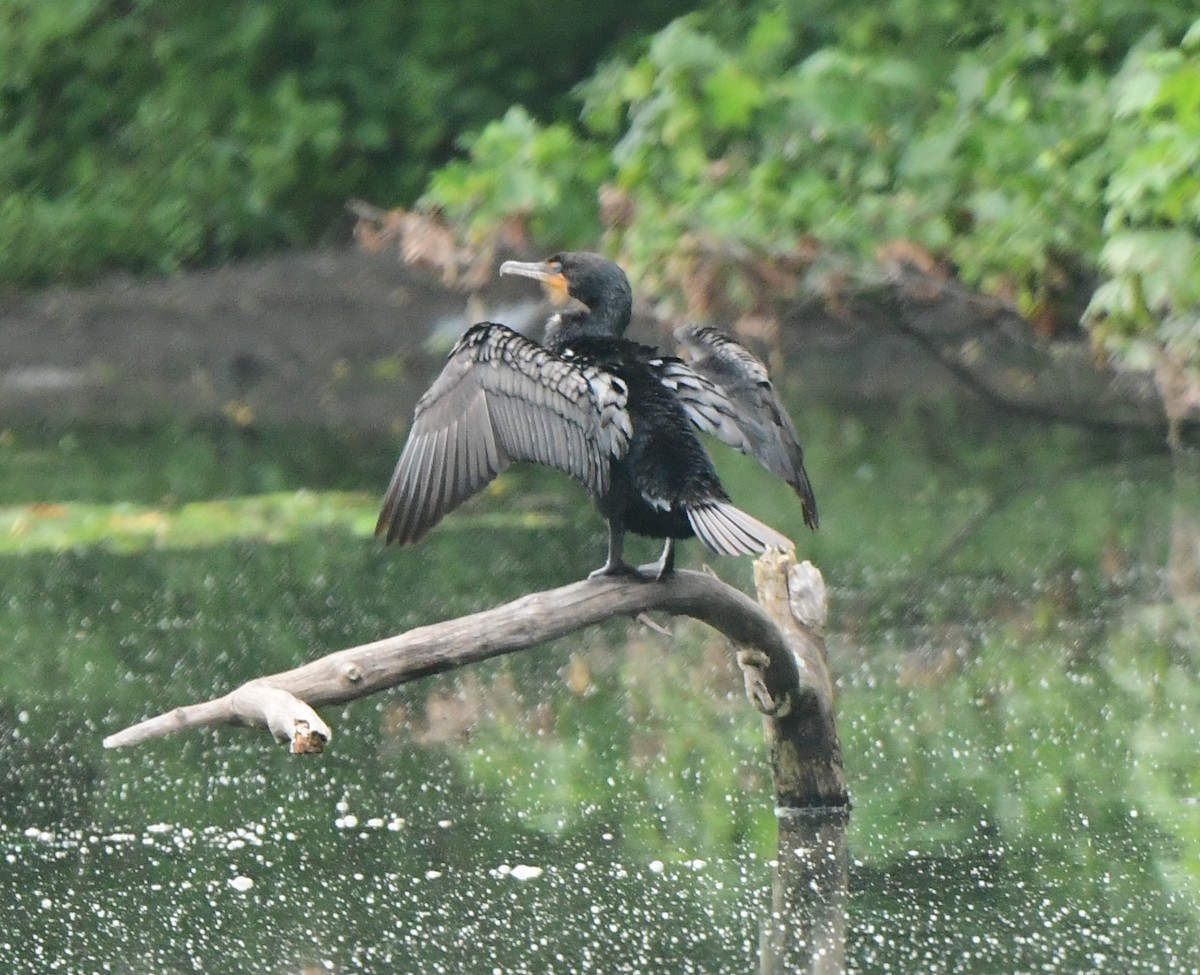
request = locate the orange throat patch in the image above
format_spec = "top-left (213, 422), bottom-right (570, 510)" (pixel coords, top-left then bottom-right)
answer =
top-left (542, 272), bottom-right (570, 305)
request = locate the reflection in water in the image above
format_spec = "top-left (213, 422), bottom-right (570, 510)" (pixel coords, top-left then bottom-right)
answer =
top-left (761, 811), bottom-right (849, 975)
top-left (1168, 450), bottom-right (1200, 642)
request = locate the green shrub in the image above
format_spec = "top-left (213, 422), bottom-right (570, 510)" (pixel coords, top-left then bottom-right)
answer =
top-left (0, 0), bottom-right (692, 288)
top-left (1086, 23), bottom-right (1200, 373)
top-left (426, 107), bottom-right (610, 251)
top-left (423, 3), bottom-right (1198, 339)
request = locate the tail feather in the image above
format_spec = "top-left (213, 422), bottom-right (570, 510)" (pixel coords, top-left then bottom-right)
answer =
top-left (686, 502), bottom-right (795, 557)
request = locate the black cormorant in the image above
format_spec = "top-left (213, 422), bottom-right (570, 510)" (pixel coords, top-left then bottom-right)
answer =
top-left (375, 252), bottom-right (817, 580)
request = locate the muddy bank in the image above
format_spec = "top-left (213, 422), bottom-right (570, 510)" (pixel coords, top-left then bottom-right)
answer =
top-left (0, 246), bottom-right (1168, 438)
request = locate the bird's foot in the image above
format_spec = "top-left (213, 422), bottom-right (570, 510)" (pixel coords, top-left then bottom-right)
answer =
top-left (588, 561), bottom-right (648, 582)
top-left (635, 560), bottom-right (674, 582)
top-left (636, 539), bottom-right (675, 582)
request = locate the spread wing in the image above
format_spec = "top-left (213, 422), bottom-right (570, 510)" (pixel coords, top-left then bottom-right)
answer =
top-left (660, 324), bottom-right (818, 530)
top-left (376, 323), bottom-right (632, 545)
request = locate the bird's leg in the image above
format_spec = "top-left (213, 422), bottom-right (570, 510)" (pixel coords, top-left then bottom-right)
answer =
top-left (637, 538), bottom-right (675, 581)
top-left (588, 521), bottom-right (643, 579)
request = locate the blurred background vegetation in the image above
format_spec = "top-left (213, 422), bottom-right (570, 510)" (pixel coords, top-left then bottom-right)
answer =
top-left (2, 0), bottom-right (1199, 390)
top-left (0, 0), bottom-right (692, 284)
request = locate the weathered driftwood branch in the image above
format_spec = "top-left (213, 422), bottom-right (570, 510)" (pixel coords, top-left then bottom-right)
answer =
top-left (104, 551), bottom-right (846, 808)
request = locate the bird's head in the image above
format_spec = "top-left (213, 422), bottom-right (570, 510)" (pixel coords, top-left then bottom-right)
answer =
top-left (500, 252), bottom-right (632, 338)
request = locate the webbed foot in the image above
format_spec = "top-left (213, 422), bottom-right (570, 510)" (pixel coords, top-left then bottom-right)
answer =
top-left (588, 561), bottom-right (647, 581)
top-left (636, 539), bottom-right (676, 581)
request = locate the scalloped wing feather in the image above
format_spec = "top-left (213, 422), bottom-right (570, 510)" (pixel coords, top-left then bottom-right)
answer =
top-left (666, 325), bottom-right (819, 530)
top-left (376, 323), bottom-right (632, 545)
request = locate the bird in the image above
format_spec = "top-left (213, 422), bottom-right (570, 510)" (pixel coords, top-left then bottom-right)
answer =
top-left (375, 251), bottom-right (817, 580)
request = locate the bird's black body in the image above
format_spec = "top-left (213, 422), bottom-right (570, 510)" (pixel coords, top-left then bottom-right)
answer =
top-left (375, 251), bottom-right (817, 579)
top-left (567, 336), bottom-right (724, 541)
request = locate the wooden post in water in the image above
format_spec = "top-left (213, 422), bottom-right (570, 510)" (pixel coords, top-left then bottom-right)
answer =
top-left (760, 810), bottom-right (850, 975)
top-left (751, 551), bottom-right (847, 808)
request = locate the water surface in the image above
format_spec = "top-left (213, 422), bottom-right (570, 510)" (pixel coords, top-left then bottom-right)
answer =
top-left (1, 403), bottom-right (1195, 973)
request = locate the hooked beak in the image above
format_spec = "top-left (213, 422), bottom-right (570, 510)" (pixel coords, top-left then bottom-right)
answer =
top-left (499, 259), bottom-right (570, 305)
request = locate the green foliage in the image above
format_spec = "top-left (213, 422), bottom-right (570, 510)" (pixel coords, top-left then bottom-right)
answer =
top-left (1, 2), bottom-right (350, 284)
top-left (1086, 24), bottom-right (1200, 371)
top-left (0, 0), bottom-right (693, 288)
top-left (423, 2), bottom-right (1198, 348)
top-left (425, 107), bottom-right (610, 250)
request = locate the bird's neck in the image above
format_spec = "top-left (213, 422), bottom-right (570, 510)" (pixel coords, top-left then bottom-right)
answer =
top-left (545, 301), bottom-right (630, 350)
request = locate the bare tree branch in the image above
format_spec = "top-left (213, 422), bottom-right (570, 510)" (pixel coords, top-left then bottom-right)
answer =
top-left (103, 553), bottom-right (846, 808)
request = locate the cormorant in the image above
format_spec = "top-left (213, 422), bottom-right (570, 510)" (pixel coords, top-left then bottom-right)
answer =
top-left (375, 252), bottom-right (817, 580)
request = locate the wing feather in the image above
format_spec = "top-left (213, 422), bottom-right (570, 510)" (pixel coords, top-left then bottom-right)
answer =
top-left (420, 425), bottom-right (448, 532)
top-left (431, 424), bottom-right (452, 526)
top-left (376, 323), bottom-right (632, 545)
top-left (664, 325), bottom-right (819, 530)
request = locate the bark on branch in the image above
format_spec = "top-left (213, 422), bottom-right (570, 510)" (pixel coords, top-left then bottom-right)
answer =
top-left (103, 551), bottom-right (846, 808)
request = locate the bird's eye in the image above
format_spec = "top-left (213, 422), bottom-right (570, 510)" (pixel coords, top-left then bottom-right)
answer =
top-left (547, 255), bottom-right (564, 273)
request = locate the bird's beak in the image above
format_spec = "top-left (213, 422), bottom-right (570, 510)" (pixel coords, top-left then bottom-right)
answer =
top-left (499, 260), bottom-right (571, 305)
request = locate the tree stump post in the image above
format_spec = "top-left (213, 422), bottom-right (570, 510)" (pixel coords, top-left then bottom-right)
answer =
top-left (751, 552), bottom-right (847, 808)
